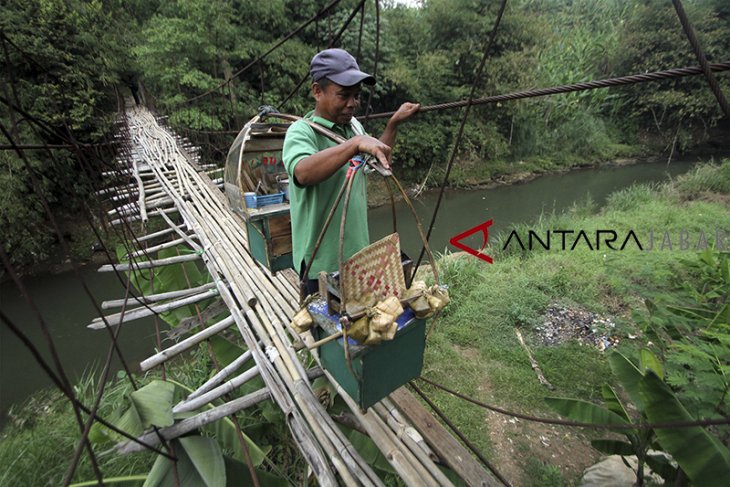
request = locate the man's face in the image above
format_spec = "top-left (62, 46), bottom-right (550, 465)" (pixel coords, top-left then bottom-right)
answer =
top-left (313, 81), bottom-right (362, 125)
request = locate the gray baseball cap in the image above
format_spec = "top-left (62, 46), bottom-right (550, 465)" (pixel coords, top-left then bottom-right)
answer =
top-left (310, 48), bottom-right (376, 87)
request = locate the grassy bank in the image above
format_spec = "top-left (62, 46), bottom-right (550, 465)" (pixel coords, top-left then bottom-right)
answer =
top-left (2, 160), bottom-right (728, 486)
top-left (421, 159), bottom-right (730, 484)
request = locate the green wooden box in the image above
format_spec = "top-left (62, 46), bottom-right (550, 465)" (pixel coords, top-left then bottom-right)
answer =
top-left (308, 298), bottom-right (426, 410)
top-left (245, 204), bottom-right (293, 273)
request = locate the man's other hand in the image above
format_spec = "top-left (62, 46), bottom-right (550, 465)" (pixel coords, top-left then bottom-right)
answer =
top-left (390, 102), bottom-right (420, 125)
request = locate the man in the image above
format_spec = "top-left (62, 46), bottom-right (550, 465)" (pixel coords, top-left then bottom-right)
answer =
top-left (283, 48), bottom-right (419, 297)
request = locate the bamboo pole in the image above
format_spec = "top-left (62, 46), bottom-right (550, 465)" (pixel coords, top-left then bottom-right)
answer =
top-left (380, 398), bottom-right (438, 462)
top-left (214, 275), bottom-right (339, 485)
top-left (139, 315), bottom-right (235, 370)
top-left (373, 402), bottom-right (452, 485)
top-left (88, 288), bottom-right (218, 329)
top-left (389, 388), bottom-right (500, 486)
top-left (134, 225), bottom-right (185, 244)
top-left (97, 252), bottom-right (201, 272)
top-left (186, 350), bottom-right (253, 400)
top-left (115, 388), bottom-right (271, 454)
top-left (516, 329), bottom-right (554, 390)
top-left (320, 369), bottom-right (438, 486)
top-left (110, 207), bottom-right (178, 226)
top-left (132, 152), bottom-right (147, 224)
top-left (159, 211), bottom-right (203, 254)
top-left (114, 366), bottom-right (322, 455)
top-left (125, 236), bottom-right (188, 259)
top-left (173, 366), bottom-right (261, 414)
top-left (102, 282), bottom-right (217, 309)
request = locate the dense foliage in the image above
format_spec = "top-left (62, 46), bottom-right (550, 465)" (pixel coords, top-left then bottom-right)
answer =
top-left (0, 0), bottom-right (137, 267)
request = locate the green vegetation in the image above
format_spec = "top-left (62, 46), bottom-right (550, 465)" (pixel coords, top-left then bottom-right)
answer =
top-left (2, 0), bottom-right (730, 484)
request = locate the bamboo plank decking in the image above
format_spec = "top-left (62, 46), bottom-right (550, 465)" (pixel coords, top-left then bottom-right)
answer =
top-left (95, 104), bottom-right (499, 486)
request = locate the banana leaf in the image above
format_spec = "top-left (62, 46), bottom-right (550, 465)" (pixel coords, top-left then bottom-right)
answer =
top-left (608, 351), bottom-right (644, 410)
top-left (544, 397), bottom-right (629, 427)
top-left (639, 372), bottom-right (730, 487)
top-left (590, 439), bottom-right (635, 456)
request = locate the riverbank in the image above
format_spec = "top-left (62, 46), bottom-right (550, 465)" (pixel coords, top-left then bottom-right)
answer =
top-left (420, 159), bottom-right (730, 484)
top-left (2, 160), bottom-right (727, 485)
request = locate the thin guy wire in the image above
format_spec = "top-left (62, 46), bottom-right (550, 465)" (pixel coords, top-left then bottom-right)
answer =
top-left (671, 0), bottom-right (730, 117)
top-left (0, 310), bottom-right (176, 459)
top-left (362, 0), bottom-right (380, 119)
top-left (280, 0), bottom-right (368, 109)
top-left (419, 376), bottom-right (730, 430)
top-left (410, 382), bottom-right (512, 486)
top-left (183, 0), bottom-right (344, 104)
top-left (412, 0), bottom-right (509, 280)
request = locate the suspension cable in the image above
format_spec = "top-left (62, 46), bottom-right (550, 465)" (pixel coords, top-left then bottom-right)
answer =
top-left (361, 62), bottom-right (730, 121)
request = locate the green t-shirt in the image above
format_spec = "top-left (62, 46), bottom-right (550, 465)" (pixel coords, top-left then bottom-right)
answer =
top-left (283, 112), bottom-right (369, 279)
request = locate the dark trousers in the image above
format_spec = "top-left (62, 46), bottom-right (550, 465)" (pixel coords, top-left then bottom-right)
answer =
top-left (299, 261), bottom-right (319, 300)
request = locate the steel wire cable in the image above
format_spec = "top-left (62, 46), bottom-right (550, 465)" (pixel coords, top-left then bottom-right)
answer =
top-left (361, 62), bottom-right (730, 121)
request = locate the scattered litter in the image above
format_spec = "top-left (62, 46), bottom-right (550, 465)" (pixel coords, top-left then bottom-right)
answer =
top-left (535, 305), bottom-right (619, 350)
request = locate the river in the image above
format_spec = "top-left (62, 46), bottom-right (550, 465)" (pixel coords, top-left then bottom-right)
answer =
top-left (0, 159), bottom-right (697, 425)
top-left (0, 267), bottom-right (156, 426)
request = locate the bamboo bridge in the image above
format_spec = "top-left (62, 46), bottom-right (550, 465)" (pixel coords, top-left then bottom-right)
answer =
top-left (93, 101), bottom-right (500, 486)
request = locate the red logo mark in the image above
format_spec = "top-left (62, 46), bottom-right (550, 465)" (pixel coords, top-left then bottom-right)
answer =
top-left (449, 219), bottom-right (494, 263)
